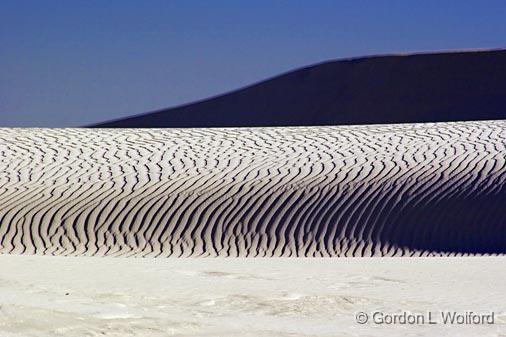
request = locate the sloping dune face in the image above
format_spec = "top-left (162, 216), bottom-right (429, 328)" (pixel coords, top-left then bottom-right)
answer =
top-left (0, 121), bottom-right (505, 256)
top-left (93, 50), bottom-right (506, 128)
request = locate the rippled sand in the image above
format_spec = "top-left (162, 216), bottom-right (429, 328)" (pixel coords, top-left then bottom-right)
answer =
top-left (0, 120), bottom-right (505, 256)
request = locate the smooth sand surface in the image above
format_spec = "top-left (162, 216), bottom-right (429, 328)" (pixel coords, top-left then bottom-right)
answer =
top-left (0, 120), bottom-right (505, 256)
top-left (93, 50), bottom-right (506, 128)
top-left (0, 256), bottom-right (504, 336)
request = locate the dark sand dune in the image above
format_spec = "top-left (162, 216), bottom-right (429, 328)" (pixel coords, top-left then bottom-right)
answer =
top-left (0, 121), bottom-right (505, 256)
top-left (92, 50), bottom-right (506, 128)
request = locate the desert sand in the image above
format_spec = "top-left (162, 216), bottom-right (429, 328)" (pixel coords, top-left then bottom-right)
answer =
top-left (0, 120), bottom-right (505, 336)
top-left (0, 120), bottom-right (504, 256)
top-left (0, 256), bottom-right (504, 336)
top-left (93, 50), bottom-right (506, 128)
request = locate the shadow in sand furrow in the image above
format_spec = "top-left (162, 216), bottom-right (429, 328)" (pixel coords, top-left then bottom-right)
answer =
top-left (0, 120), bottom-right (505, 256)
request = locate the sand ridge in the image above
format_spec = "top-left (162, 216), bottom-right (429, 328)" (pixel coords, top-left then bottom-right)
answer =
top-left (0, 120), bottom-right (505, 256)
top-left (92, 50), bottom-right (506, 128)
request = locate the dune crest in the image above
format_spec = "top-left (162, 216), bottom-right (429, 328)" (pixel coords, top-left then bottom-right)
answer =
top-left (0, 120), bottom-right (505, 256)
top-left (92, 50), bottom-right (506, 128)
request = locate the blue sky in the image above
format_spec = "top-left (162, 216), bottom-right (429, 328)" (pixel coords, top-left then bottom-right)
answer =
top-left (1, 0), bottom-right (505, 126)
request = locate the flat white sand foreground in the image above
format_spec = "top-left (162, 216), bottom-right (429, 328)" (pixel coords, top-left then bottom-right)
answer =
top-left (0, 256), bottom-right (504, 336)
top-left (0, 120), bottom-right (505, 257)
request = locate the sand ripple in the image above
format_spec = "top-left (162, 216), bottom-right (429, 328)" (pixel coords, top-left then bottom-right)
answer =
top-left (0, 121), bottom-right (505, 256)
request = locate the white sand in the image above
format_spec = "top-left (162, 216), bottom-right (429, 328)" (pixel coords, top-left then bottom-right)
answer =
top-left (0, 121), bottom-right (505, 333)
top-left (0, 120), bottom-right (505, 256)
top-left (0, 255), bottom-right (504, 336)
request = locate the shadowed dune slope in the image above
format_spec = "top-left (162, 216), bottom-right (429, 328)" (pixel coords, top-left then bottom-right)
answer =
top-left (1, 120), bottom-right (505, 256)
top-left (92, 50), bottom-right (506, 128)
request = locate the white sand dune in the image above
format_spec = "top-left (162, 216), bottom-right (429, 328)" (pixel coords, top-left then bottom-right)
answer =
top-left (0, 120), bottom-right (505, 256)
top-left (0, 256), bottom-right (505, 337)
